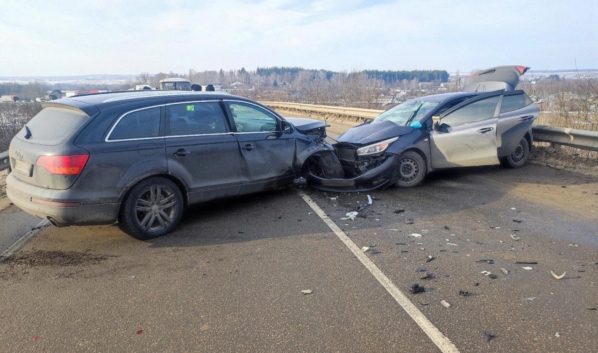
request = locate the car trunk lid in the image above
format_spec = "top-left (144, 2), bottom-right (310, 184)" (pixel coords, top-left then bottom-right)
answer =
top-left (462, 65), bottom-right (529, 92)
top-left (9, 104), bottom-right (93, 190)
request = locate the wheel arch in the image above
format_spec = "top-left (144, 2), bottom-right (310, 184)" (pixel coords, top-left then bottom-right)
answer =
top-left (118, 173), bottom-right (189, 208)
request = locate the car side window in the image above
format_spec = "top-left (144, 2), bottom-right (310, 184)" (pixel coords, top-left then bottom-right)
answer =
top-left (109, 107), bottom-right (161, 140)
top-left (166, 102), bottom-right (227, 136)
top-left (500, 93), bottom-right (533, 114)
top-left (441, 96), bottom-right (500, 127)
top-left (226, 102), bottom-right (279, 132)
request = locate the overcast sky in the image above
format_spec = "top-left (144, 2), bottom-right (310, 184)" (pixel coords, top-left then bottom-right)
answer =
top-left (1, 0), bottom-right (596, 76)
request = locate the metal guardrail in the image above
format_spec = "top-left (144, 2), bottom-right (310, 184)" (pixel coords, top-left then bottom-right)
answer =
top-left (261, 101), bottom-right (384, 120)
top-left (262, 102), bottom-right (598, 152)
top-left (532, 125), bottom-right (598, 152)
top-left (0, 151), bottom-right (8, 172)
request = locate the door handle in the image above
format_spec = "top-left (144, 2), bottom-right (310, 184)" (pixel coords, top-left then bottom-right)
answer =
top-left (242, 143), bottom-right (255, 151)
top-left (173, 148), bottom-right (190, 157)
top-left (518, 115), bottom-right (534, 121)
top-left (477, 127), bottom-right (494, 133)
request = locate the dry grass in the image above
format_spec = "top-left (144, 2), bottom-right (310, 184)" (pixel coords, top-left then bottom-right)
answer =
top-left (0, 102), bottom-right (42, 152)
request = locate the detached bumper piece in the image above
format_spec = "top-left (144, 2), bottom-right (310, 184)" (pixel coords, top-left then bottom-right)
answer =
top-left (307, 154), bottom-right (400, 192)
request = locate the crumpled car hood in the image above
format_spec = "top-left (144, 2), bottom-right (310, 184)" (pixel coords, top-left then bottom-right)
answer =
top-left (338, 121), bottom-right (413, 145)
top-left (285, 117), bottom-right (325, 133)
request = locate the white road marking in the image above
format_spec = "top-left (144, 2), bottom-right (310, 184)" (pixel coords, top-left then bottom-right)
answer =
top-left (298, 191), bottom-right (460, 353)
top-left (0, 219), bottom-right (49, 261)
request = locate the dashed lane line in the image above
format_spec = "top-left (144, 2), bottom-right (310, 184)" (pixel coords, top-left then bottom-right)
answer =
top-left (298, 191), bottom-right (460, 353)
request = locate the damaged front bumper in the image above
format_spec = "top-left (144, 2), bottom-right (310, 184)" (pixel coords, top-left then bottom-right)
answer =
top-left (307, 153), bottom-right (400, 192)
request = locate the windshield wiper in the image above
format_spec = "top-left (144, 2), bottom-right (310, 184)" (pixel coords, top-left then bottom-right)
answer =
top-left (405, 103), bottom-right (423, 126)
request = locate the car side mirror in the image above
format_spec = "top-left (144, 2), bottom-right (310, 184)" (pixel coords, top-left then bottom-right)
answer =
top-left (282, 121), bottom-right (293, 134)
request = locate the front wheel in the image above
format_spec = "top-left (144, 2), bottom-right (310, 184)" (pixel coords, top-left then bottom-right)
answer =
top-left (394, 151), bottom-right (427, 188)
top-left (500, 137), bottom-right (529, 168)
top-left (119, 177), bottom-right (184, 240)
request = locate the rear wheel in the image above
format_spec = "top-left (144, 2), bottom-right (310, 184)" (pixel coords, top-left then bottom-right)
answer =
top-left (500, 137), bottom-right (529, 168)
top-left (119, 177), bottom-right (183, 240)
top-left (395, 151), bottom-right (426, 188)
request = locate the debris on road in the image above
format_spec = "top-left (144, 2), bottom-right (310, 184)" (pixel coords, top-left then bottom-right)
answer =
top-left (524, 297), bottom-right (536, 301)
top-left (404, 219), bottom-right (414, 224)
top-left (510, 234), bottom-right (521, 241)
top-left (409, 233), bottom-right (422, 238)
top-left (420, 273), bottom-right (433, 280)
top-left (357, 195), bottom-right (373, 211)
top-left (446, 243), bottom-right (458, 246)
top-left (515, 261), bottom-right (538, 264)
top-left (341, 212), bottom-right (359, 221)
top-left (409, 283), bottom-right (425, 294)
top-left (522, 266), bottom-right (533, 271)
top-left (555, 332), bottom-right (560, 338)
top-left (440, 300), bottom-right (451, 308)
top-left (416, 266), bottom-right (427, 272)
top-left (459, 290), bottom-right (470, 297)
top-left (301, 289), bottom-right (313, 295)
top-left (425, 255), bottom-right (435, 263)
top-left (500, 268), bottom-right (510, 275)
top-left (444, 225), bottom-right (450, 230)
top-left (361, 246), bottom-right (370, 252)
top-left (513, 219), bottom-right (523, 223)
top-left (551, 271), bottom-right (566, 279)
top-left (481, 271), bottom-right (498, 279)
top-left (293, 177), bottom-right (307, 187)
top-left (477, 259), bottom-right (494, 264)
top-left (481, 331), bottom-right (496, 343)
top-left (394, 209), bottom-right (405, 214)
top-left (490, 226), bottom-right (501, 229)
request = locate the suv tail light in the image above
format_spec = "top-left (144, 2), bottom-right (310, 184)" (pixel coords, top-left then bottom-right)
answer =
top-left (36, 154), bottom-right (89, 175)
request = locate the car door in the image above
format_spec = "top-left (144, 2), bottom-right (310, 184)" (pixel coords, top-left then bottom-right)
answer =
top-left (429, 91), bottom-right (502, 169)
top-left (223, 100), bottom-right (296, 195)
top-left (165, 100), bottom-right (245, 204)
top-left (496, 90), bottom-right (539, 157)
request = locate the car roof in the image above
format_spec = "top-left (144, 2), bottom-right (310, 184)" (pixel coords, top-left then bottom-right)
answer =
top-left (45, 91), bottom-right (236, 110)
top-left (413, 91), bottom-right (478, 103)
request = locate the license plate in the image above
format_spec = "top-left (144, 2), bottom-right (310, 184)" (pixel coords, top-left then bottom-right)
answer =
top-left (14, 159), bottom-right (33, 177)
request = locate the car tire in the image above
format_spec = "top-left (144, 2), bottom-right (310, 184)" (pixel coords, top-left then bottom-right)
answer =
top-left (119, 177), bottom-right (184, 240)
top-left (500, 137), bottom-right (529, 169)
top-left (316, 151), bottom-right (345, 178)
top-left (394, 151), bottom-right (426, 188)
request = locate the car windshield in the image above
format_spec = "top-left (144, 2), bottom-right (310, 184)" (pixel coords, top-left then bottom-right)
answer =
top-left (372, 100), bottom-right (439, 126)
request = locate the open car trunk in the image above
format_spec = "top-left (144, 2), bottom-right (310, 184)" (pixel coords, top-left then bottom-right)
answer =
top-left (462, 65), bottom-right (529, 92)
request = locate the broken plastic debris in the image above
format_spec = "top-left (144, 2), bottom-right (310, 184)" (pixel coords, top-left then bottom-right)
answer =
top-left (137, 330), bottom-right (143, 335)
top-left (425, 255), bottom-right (435, 263)
top-left (416, 266), bottom-right (427, 272)
top-left (404, 219), bottom-right (414, 224)
top-left (515, 261), bottom-right (537, 264)
top-left (293, 177), bottom-right (307, 187)
top-left (481, 331), bottom-right (496, 342)
top-left (440, 300), bottom-right (451, 308)
top-left (446, 243), bottom-right (458, 246)
top-left (409, 233), bottom-right (422, 238)
top-left (420, 273), bottom-right (433, 280)
top-left (409, 283), bottom-right (425, 294)
top-left (361, 246), bottom-right (370, 252)
top-left (459, 290), bottom-right (470, 297)
top-left (500, 268), bottom-right (509, 275)
top-left (394, 209), bottom-right (405, 214)
top-left (300, 289), bottom-right (313, 295)
top-left (524, 297), bottom-right (536, 301)
top-left (512, 219), bottom-right (523, 223)
top-left (511, 207), bottom-right (517, 210)
top-left (555, 332), bottom-right (560, 338)
top-left (490, 226), bottom-right (501, 229)
top-left (551, 271), bottom-right (566, 279)
top-left (568, 243), bottom-right (579, 248)
top-left (476, 259), bottom-right (494, 264)
top-left (341, 212), bottom-right (358, 221)
top-left (510, 234), bottom-right (521, 241)
top-left (522, 266), bottom-right (533, 270)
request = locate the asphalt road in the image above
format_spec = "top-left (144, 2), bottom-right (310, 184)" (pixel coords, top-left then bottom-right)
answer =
top-left (0, 126), bottom-right (597, 352)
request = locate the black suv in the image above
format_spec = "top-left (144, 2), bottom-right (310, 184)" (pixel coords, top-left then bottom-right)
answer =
top-left (7, 91), bottom-right (342, 239)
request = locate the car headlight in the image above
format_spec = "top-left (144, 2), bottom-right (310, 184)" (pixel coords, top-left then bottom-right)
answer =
top-left (356, 137), bottom-right (398, 156)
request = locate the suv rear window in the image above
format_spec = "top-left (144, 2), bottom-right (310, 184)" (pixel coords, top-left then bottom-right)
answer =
top-left (108, 107), bottom-right (161, 140)
top-left (17, 106), bottom-right (90, 146)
